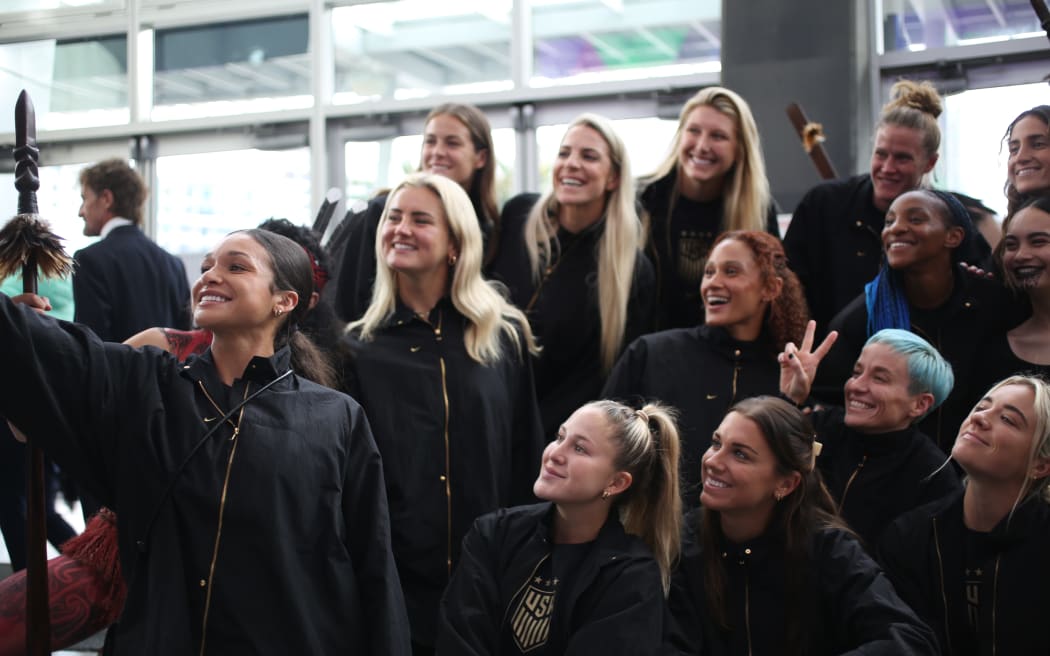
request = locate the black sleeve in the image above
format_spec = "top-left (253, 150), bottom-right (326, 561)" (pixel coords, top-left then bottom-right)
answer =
top-left (510, 332), bottom-right (546, 505)
top-left (436, 518), bottom-right (501, 656)
top-left (341, 403), bottom-right (413, 655)
top-left (625, 254), bottom-right (657, 342)
top-left (820, 529), bottom-right (939, 655)
top-left (783, 187), bottom-right (822, 313)
top-left (601, 335), bottom-right (646, 404)
top-left (876, 515), bottom-right (937, 632)
top-left (334, 197), bottom-right (385, 322)
top-left (564, 558), bottom-right (669, 656)
top-left (765, 201), bottom-right (782, 239)
top-left (665, 556), bottom-right (706, 655)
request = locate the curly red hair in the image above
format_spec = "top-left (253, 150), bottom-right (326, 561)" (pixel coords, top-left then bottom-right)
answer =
top-left (710, 231), bottom-right (809, 351)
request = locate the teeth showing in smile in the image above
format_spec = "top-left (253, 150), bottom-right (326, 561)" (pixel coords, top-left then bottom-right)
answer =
top-left (705, 476), bottom-right (729, 489)
top-left (393, 243), bottom-right (416, 251)
top-left (705, 296), bottom-right (729, 306)
top-left (848, 399), bottom-right (875, 410)
top-left (1015, 167), bottom-right (1040, 177)
top-left (560, 178), bottom-right (583, 187)
top-left (887, 241), bottom-right (911, 250)
top-left (690, 156), bottom-right (715, 166)
top-left (199, 294), bottom-right (228, 304)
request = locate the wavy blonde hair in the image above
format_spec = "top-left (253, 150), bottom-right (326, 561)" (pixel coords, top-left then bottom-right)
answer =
top-left (643, 86), bottom-right (771, 239)
top-left (350, 173), bottom-right (537, 364)
top-left (523, 113), bottom-right (640, 371)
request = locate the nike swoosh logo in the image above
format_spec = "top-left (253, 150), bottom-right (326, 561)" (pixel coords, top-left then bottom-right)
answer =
top-left (410, 346), bottom-right (421, 352)
top-left (706, 394), bottom-right (717, 400)
top-left (203, 417), bottom-right (217, 422)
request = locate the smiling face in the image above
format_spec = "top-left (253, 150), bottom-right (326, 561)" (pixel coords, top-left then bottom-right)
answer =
top-left (380, 185), bottom-right (456, 283)
top-left (952, 383), bottom-right (1041, 485)
top-left (552, 124), bottom-right (619, 217)
top-left (420, 113), bottom-right (487, 190)
top-left (1001, 204), bottom-right (1050, 293)
top-left (192, 233), bottom-right (295, 335)
top-left (701, 411), bottom-right (796, 524)
top-left (882, 191), bottom-right (963, 271)
top-left (534, 405), bottom-right (627, 506)
top-left (701, 238), bottom-right (777, 342)
top-left (844, 342), bottom-right (931, 433)
top-left (869, 125), bottom-right (936, 212)
top-left (1007, 115), bottom-right (1050, 197)
top-left (677, 105), bottom-right (738, 198)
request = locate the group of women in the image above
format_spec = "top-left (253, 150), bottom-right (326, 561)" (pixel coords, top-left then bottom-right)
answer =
top-left (0, 84), bottom-right (1048, 656)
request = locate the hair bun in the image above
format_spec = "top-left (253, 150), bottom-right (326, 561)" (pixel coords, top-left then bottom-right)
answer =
top-left (884, 79), bottom-right (943, 119)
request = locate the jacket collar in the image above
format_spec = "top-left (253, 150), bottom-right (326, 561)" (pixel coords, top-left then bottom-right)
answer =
top-left (179, 345), bottom-right (293, 387)
top-left (937, 488), bottom-right (1050, 548)
top-left (533, 502), bottom-right (634, 559)
top-left (696, 324), bottom-right (776, 359)
top-left (847, 423), bottom-right (921, 456)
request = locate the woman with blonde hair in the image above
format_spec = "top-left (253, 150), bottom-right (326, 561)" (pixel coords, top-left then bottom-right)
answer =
top-left (334, 102), bottom-right (502, 321)
top-left (881, 375), bottom-right (1050, 655)
top-left (785, 79), bottom-right (945, 334)
top-left (490, 113), bottom-right (655, 439)
top-left (346, 172), bottom-right (545, 655)
top-left (638, 86), bottom-right (779, 329)
top-left (437, 400), bottom-right (681, 655)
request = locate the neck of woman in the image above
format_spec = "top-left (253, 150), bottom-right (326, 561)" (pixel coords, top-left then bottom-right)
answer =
top-left (902, 262), bottom-right (955, 310)
top-left (677, 170), bottom-right (725, 203)
top-left (398, 271), bottom-right (448, 317)
top-left (558, 202), bottom-right (605, 235)
top-left (719, 507), bottom-right (772, 544)
top-left (963, 478), bottom-right (1025, 532)
top-left (210, 330), bottom-right (277, 386)
top-left (552, 502), bottom-right (609, 544)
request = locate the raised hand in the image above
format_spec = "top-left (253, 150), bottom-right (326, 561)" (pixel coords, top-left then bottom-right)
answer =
top-left (778, 320), bottom-right (838, 405)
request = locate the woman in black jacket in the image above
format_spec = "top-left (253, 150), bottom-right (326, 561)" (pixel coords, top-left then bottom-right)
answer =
top-left (603, 230), bottom-right (814, 508)
top-left (0, 229), bottom-right (409, 655)
top-left (780, 326), bottom-right (960, 546)
top-left (880, 375), bottom-right (1050, 655)
top-left (667, 396), bottom-right (938, 655)
top-left (637, 86), bottom-right (779, 330)
top-left (346, 172), bottom-right (545, 655)
top-left (333, 102), bottom-right (501, 321)
top-left (437, 399), bottom-right (681, 656)
top-left (815, 188), bottom-right (1006, 453)
top-left (489, 113), bottom-right (655, 439)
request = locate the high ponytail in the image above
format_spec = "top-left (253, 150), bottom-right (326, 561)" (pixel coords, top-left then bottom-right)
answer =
top-left (589, 400), bottom-right (682, 592)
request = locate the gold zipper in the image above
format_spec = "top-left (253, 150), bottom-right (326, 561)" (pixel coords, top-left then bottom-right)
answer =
top-left (731, 349), bottom-right (742, 401)
top-left (931, 518), bottom-right (953, 654)
top-left (196, 381), bottom-right (250, 656)
top-left (440, 356), bottom-right (452, 575)
top-left (837, 455), bottom-right (867, 514)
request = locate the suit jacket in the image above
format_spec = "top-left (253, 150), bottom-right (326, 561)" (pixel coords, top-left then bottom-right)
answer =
top-left (73, 224), bottom-right (191, 341)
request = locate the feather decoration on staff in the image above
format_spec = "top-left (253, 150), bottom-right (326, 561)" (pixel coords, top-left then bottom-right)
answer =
top-left (0, 89), bottom-right (72, 656)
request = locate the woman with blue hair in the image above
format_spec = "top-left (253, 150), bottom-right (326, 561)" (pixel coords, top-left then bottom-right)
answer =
top-left (813, 188), bottom-right (1017, 454)
top-left (781, 326), bottom-right (961, 546)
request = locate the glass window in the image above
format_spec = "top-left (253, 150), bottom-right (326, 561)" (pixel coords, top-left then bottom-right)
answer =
top-left (1, 0), bottom-right (115, 13)
top-left (154, 148), bottom-right (311, 259)
top-left (0, 36), bottom-right (128, 133)
top-left (881, 0), bottom-right (1046, 52)
top-left (152, 15), bottom-right (311, 121)
top-left (942, 81), bottom-right (1048, 219)
top-left (332, 1), bottom-right (513, 105)
top-left (531, 0), bottom-right (721, 87)
top-left (535, 117), bottom-right (678, 192)
top-left (344, 127), bottom-right (517, 206)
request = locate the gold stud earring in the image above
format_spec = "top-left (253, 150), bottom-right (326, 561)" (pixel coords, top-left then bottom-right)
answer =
top-left (274, 307), bottom-right (283, 317)
top-left (448, 253), bottom-right (458, 267)
top-left (601, 490), bottom-right (610, 500)
top-left (774, 491), bottom-right (784, 502)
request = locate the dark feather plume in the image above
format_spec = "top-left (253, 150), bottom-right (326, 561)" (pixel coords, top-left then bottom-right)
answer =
top-left (0, 214), bottom-right (73, 281)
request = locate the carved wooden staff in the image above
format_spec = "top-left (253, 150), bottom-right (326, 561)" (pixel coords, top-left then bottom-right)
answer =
top-left (0, 89), bottom-right (73, 656)
top-left (786, 103), bottom-right (839, 181)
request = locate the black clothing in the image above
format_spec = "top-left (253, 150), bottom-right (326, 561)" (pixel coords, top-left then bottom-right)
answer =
top-left (667, 512), bottom-right (938, 655)
top-left (0, 296), bottom-right (410, 655)
top-left (437, 502), bottom-right (668, 656)
top-left (783, 174), bottom-right (886, 335)
top-left (972, 331), bottom-right (1050, 391)
top-left (490, 193), bottom-right (657, 439)
top-left (639, 171), bottom-right (781, 330)
top-left (332, 193), bottom-right (496, 322)
top-left (602, 325), bottom-right (780, 509)
top-left (73, 224), bottom-right (191, 342)
top-left (345, 298), bottom-right (545, 648)
top-left (816, 271), bottom-right (1016, 454)
top-left (880, 490), bottom-right (1050, 655)
top-left (811, 407), bottom-right (960, 547)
